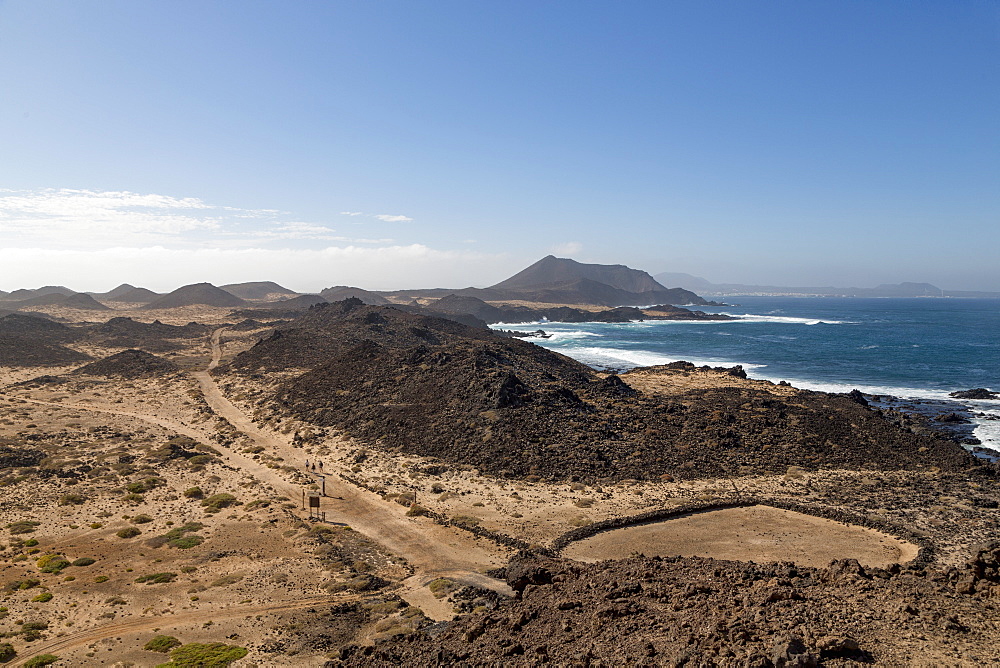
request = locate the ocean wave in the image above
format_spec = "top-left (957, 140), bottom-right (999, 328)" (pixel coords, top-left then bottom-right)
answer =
top-left (542, 330), bottom-right (601, 342)
top-left (731, 314), bottom-right (856, 325)
top-left (567, 346), bottom-right (767, 371)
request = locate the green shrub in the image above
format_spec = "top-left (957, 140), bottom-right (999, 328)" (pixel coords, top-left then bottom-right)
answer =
top-left (23, 538), bottom-right (39, 547)
top-left (169, 536), bottom-right (204, 549)
top-left (209, 573), bottom-right (244, 587)
top-left (71, 557), bottom-right (96, 567)
top-left (131, 514), bottom-right (154, 524)
top-left (36, 554), bottom-right (70, 573)
top-left (144, 634), bottom-right (182, 653)
top-left (406, 504), bottom-right (428, 517)
top-left (201, 493), bottom-right (237, 511)
top-left (58, 493), bottom-right (85, 506)
top-left (187, 454), bottom-right (214, 466)
top-left (7, 521), bottom-right (40, 535)
top-left (428, 577), bottom-right (457, 598)
top-left (20, 621), bottom-right (48, 641)
top-left (155, 522), bottom-right (205, 549)
top-left (135, 572), bottom-right (177, 584)
top-left (123, 493), bottom-right (144, 504)
top-left (23, 655), bottom-right (58, 668)
top-left (31, 591), bottom-right (52, 602)
top-left (117, 527), bottom-right (142, 539)
top-left (451, 515), bottom-right (481, 528)
top-left (94, 575), bottom-right (109, 583)
top-left (0, 642), bottom-right (15, 662)
top-left (158, 642), bottom-right (248, 666)
top-left (12, 578), bottom-right (40, 590)
top-left (183, 487), bottom-right (203, 498)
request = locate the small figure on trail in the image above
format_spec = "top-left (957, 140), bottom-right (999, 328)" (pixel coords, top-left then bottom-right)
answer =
top-left (319, 461), bottom-right (323, 470)
top-left (311, 463), bottom-right (316, 471)
top-left (305, 459), bottom-right (309, 468)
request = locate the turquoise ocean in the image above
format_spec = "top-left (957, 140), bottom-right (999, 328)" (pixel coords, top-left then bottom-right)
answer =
top-left (494, 297), bottom-right (1000, 451)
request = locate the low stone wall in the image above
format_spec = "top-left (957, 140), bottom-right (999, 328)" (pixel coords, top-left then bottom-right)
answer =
top-left (551, 496), bottom-right (934, 566)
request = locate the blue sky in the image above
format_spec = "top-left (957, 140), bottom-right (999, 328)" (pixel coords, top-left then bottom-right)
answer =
top-left (1, 1), bottom-right (997, 292)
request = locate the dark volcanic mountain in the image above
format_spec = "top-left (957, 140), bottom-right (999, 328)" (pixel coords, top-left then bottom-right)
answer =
top-left (495, 255), bottom-right (666, 293)
top-left (223, 300), bottom-right (974, 482)
top-left (1, 292), bottom-right (109, 310)
top-left (220, 281), bottom-right (299, 301)
top-left (73, 349), bottom-right (180, 379)
top-left (141, 282), bottom-right (247, 309)
top-left (487, 256), bottom-right (708, 306)
top-left (319, 286), bottom-right (390, 305)
top-left (2, 285), bottom-right (76, 301)
top-left (111, 286), bottom-right (161, 304)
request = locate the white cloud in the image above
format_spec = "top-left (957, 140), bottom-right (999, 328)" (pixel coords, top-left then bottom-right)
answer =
top-left (0, 245), bottom-right (513, 292)
top-left (550, 241), bottom-right (583, 256)
top-left (374, 214), bottom-right (413, 223)
top-left (0, 189), bottom-right (412, 248)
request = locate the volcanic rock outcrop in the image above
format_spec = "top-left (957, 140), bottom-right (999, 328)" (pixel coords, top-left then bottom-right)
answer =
top-left (72, 349), bottom-right (180, 379)
top-left (343, 552), bottom-right (1000, 666)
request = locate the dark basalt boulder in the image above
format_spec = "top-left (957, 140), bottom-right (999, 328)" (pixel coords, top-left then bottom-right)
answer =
top-left (936, 412), bottom-right (971, 424)
top-left (950, 388), bottom-right (999, 400)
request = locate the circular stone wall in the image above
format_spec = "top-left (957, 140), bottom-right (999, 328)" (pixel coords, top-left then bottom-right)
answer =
top-left (562, 505), bottom-right (918, 568)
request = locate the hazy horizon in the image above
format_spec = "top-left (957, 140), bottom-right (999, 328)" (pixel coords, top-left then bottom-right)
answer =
top-left (2, 2), bottom-right (998, 293)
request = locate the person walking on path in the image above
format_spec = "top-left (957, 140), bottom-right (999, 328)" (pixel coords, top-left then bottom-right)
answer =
top-left (319, 460), bottom-right (323, 471)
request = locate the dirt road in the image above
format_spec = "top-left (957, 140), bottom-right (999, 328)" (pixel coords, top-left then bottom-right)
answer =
top-left (18, 329), bottom-right (512, 624)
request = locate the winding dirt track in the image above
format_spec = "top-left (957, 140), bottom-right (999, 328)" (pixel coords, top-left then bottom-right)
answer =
top-left (13, 328), bottom-right (514, 662)
top-left (8, 595), bottom-right (341, 667)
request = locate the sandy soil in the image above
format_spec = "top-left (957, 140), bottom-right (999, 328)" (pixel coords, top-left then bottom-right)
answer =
top-left (562, 504), bottom-right (919, 567)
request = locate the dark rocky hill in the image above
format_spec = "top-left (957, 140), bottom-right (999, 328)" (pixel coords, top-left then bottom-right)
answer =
top-left (89, 283), bottom-right (138, 299)
top-left (62, 293), bottom-right (112, 310)
top-left (256, 294), bottom-right (328, 310)
top-left (345, 549), bottom-right (1000, 666)
top-left (112, 286), bottom-right (160, 303)
top-left (86, 317), bottom-right (211, 351)
top-left (220, 281), bottom-right (299, 301)
top-left (90, 284), bottom-right (160, 303)
top-left (0, 313), bottom-right (81, 343)
top-left (2, 285), bottom-right (75, 301)
top-left (72, 349), bottom-right (179, 379)
top-left (273, 337), bottom-right (972, 481)
top-left (320, 286), bottom-right (391, 305)
top-left (4, 292), bottom-right (110, 310)
top-left (141, 282), bottom-right (247, 309)
top-left (225, 299), bottom-right (495, 373)
top-left (227, 302), bottom-right (974, 481)
top-left (0, 336), bottom-right (90, 366)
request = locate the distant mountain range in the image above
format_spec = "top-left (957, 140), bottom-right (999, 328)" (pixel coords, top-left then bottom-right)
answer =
top-left (653, 273), bottom-right (1000, 299)
top-left (379, 256), bottom-right (710, 307)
